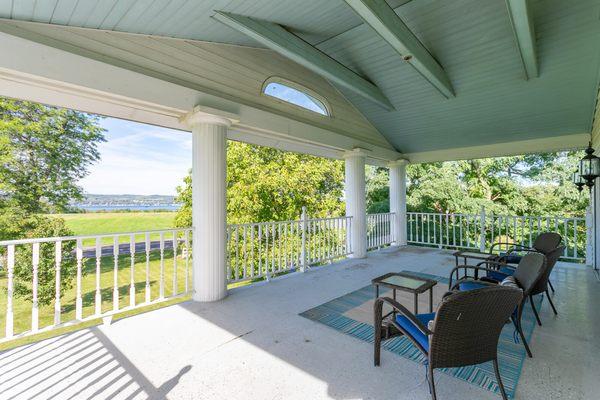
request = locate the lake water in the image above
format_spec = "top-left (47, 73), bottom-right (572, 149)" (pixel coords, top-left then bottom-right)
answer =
top-left (77, 205), bottom-right (180, 212)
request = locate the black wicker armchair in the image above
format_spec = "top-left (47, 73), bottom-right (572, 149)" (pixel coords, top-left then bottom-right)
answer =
top-left (481, 245), bottom-right (564, 326)
top-left (374, 286), bottom-right (523, 400)
top-left (448, 252), bottom-right (546, 358)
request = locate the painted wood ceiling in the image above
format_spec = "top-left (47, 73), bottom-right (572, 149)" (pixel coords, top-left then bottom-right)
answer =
top-left (1, 0), bottom-right (599, 155)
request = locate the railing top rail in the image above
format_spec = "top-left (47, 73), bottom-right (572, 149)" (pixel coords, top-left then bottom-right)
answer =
top-left (367, 212), bottom-right (395, 216)
top-left (406, 211), bottom-right (585, 220)
top-left (228, 215), bottom-right (352, 229)
top-left (0, 227), bottom-right (193, 246)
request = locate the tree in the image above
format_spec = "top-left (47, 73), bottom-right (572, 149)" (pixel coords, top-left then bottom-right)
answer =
top-left (365, 151), bottom-right (588, 217)
top-left (0, 97), bottom-right (105, 305)
top-left (175, 141), bottom-right (344, 226)
top-left (0, 98), bottom-right (106, 213)
top-left (0, 212), bottom-right (77, 306)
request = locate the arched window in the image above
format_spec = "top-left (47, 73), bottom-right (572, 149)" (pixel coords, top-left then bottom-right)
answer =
top-left (262, 78), bottom-right (330, 116)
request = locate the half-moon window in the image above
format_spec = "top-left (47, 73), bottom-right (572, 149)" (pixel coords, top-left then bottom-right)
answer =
top-left (262, 78), bottom-right (330, 116)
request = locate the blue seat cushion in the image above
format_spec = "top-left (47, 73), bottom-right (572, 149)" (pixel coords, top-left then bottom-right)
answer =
top-left (500, 252), bottom-right (522, 264)
top-left (487, 266), bottom-right (516, 282)
top-left (458, 281), bottom-right (488, 291)
top-left (395, 312), bottom-right (435, 351)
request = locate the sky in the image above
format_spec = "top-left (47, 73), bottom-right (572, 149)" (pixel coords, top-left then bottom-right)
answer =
top-left (79, 83), bottom-right (324, 196)
top-left (79, 118), bottom-right (192, 196)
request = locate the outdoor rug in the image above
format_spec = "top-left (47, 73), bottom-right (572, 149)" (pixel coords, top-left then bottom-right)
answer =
top-left (299, 271), bottom-right (542, 399)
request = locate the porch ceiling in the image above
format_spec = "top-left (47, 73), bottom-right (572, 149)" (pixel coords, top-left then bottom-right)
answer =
top-left (1, 0), bottom-right (600, 159)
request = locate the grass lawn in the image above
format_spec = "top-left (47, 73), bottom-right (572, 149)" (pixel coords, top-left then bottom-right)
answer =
top-left (0, 211), bottom-right (188, 350)
top-left (0, 247), bottom-right (191, 346)
top-left (56, 212), bottom-right (177, 235)
top-left (50, 211), bottom-right (179, 245)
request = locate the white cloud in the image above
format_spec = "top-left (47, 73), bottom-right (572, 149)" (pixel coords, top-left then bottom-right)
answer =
top-left (80, 119), bottom-right (192, 195)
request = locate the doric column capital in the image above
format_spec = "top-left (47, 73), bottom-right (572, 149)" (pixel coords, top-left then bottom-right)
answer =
top-left (180, 105), bottom-right (239, 128)
top-left (343, 148), bottom-right (371, 159)
top-left (388, 158), bottom-right (409, 168)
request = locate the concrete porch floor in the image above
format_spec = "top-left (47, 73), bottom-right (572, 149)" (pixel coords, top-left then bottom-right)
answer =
top-left (1, 246), bottom-right (598, 400)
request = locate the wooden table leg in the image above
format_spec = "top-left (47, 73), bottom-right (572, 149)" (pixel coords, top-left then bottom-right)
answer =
top-left (414, 293), bottom-right (418, 314)
top-left (429, 287), bottom-right (433, 313)
top-left (375, 284), bottom-right (379, 298)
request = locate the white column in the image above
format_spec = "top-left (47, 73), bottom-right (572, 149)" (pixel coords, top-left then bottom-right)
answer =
top-left (594, 182), bottom-right (600, 270)
top-left (344, 149), bottom-right (368, 258)
top-left (389, 159), bottom-right (408, 246)
top-left (181, 107), bottom-right (236, 302)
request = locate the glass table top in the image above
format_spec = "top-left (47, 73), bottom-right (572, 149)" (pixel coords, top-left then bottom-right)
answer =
top-left (380, 275), bottom-right (425, 289)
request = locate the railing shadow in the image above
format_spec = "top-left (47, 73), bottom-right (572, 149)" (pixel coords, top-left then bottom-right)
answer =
top-left (0, 326), bottom-right (191, 400)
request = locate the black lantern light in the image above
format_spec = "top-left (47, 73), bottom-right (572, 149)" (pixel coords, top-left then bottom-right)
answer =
top-left (579, 142), bottom-right (600, 189)
top-left (572, 170), bottom-right (585, 192)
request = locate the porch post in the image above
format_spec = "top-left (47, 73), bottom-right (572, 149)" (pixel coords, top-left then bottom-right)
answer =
top-left (344, 149), bottom-right (368, 258)
top-left (181, 107), bottom-right (236, 302)
top-left (389, 159), bottom-right (409, 246)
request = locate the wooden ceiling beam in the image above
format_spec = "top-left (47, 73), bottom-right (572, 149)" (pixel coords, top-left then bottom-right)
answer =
top-left (212, 11), bottom-right (395, 111)
top-left (505, 0), bottom-right (538, 79)
top-left (343, 0), bottom-right (454, 98)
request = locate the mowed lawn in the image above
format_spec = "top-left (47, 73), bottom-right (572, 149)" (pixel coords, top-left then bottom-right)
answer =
top-left (53, 212), bottom-right (178, 245)
top-left (0, 247), bottom-right (191, 341)
top-left (0, 211), bottom-right (186, 348)
top-left (56, 211), bottom-right (177, 235)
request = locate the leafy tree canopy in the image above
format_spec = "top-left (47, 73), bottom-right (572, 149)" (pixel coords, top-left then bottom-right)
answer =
top-left (175, 141), bottom-right (344, 226)
top-left (367, 152), bottom-right (588, 217)
top-left (0, 98), bottom-right (106, 214)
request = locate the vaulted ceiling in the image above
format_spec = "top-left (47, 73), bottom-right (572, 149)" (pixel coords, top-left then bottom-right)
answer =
top-left (1, 0), bottom-right (599, 157)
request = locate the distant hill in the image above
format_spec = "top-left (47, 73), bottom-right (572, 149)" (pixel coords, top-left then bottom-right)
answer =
top-left (71, 194), bottom-right (179, 211)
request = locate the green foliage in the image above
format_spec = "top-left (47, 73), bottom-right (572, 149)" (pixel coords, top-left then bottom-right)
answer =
top-left (366, 151), bottom-right (588, 217)
top-left (0, 97), bottom-right (105, 306)
top-left (0, 97), bottom-right (106, 213)
top-left (1, 211), bottom-right (76, 306)
top-left (175, 141), bottom-right (344, 226)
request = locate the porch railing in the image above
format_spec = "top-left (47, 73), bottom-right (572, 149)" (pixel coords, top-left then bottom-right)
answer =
top-left (366, 212), bottom-right (395, 250)
top-left (407, 210), bottom-right (589, 261)
top-left (0, 209), bottom-right (588, 343)
top-left (227, 210), bottom-right (352, 283)
top-left (0, 228), bottom-right (192, 342)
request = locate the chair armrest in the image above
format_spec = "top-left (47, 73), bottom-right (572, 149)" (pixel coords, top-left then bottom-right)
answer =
top-left (374, 296), bottom-right (432, 336)
top-left (448, 264), bottom-right (508, 289)
top-left (489, 242), bottom-right (511, 253)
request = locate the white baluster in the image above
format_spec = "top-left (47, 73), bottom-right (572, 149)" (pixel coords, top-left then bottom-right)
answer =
top-left (284, 223), bottom-right (288, 270)
top-left (172, 232), bottom-right (177, 297)
top-left (95, 238), bottom-right (102, 316)
top-left (573, 219), bottom-right (578, 259)
top-left (250, 226), bottom-right (256, 277)
top-left (130, 234), bottom-right (136, 306)
top-left (271, 223), bottom-right (275, 276)
top-left (76, 239), bottom-right (83, 320)
top-left (145, 233), bottom-right (151, 303)
top-left (243, 226), bottom-right (247, 279)
top-left (278, 223), bottom-right (283, 271)
top-left (113, 236), bottom-right (119, 312)
top-left (235, 226), bottom-right (239, 281)
top-left (5, 245), bottom-right (14, 338)
top-left (32, 243), bottom-right (39, 332)
top-left (54, 241), bottom-right (62, 326)
top-left (159, 232), bottom-right (165, 299)
top-left (184, 230), bottom-right (190, 292)
top-left (258, 224), bottom-right (263, 277)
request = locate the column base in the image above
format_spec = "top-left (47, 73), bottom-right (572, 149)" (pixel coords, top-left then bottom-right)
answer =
top-left (193, 290), bottom-right (228, 302)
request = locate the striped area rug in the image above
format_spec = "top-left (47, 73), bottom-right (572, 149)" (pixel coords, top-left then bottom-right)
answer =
top-left (299, 271), bottom-right (542, 399)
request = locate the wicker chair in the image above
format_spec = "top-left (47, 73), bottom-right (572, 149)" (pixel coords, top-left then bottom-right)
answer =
top-left (490, 232), bottom-right (562, 292)
top-left (448, 252), bottom-right (546, 358)
top-left (374, 286), bottom-right (522, 400)
top-left (482, 245), bottom-right (564, 326)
